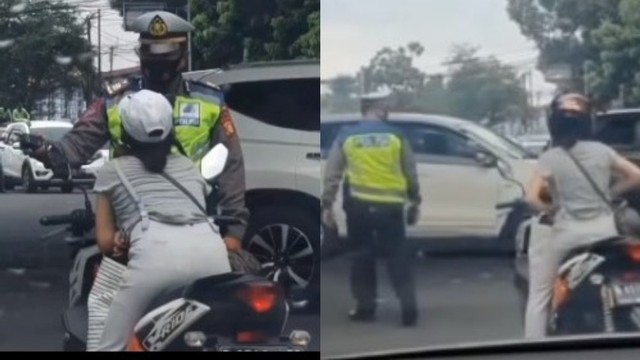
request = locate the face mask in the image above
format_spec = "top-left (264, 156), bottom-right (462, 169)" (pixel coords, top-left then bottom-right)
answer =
top-left (141, 56), bottom-right (184, 87)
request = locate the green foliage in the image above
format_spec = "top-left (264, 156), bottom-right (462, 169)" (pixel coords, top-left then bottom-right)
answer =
top-left (0, 0), bottom-right (94, 109)
top-left (322, 42), bottom-right (529, 125)
top-left (191, 0), bottom-right (319, 68)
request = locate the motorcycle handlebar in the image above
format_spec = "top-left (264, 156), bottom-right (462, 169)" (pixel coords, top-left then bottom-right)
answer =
top-left (40, 214), bottom-right (74, 226)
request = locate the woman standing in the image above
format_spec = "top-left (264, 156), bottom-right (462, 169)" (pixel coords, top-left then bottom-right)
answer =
top-left (524, 93), bottom-right (640, 338)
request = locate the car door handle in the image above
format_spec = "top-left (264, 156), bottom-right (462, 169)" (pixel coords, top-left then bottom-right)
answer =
top-left (306, 152), bottom-right (321, 160)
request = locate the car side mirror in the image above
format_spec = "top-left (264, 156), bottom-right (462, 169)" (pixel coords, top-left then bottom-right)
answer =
top-left (201, 144), bottom-right (229, 181)
top-left (475, 151), bottom-right (497, 167)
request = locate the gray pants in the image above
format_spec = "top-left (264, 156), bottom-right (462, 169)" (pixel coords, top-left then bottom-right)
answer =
top-left (94, 220), bottom-right (231, 351)
top-left (524, 214), bottom-right (617, 338)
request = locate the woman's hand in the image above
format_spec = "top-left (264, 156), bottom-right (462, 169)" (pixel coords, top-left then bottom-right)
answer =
top-left (112, 231), bottom-right (129, 257)
top-left (224, 236), bottom-right (243, 253)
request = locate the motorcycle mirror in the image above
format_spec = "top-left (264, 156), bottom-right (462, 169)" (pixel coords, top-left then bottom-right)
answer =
top-left (201, 144), bottom-right (229, 181)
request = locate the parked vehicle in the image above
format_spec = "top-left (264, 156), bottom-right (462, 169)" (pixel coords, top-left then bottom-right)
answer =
top-left (184, 60), bottom-right (321, 311)
top-left (0, 121), bottom-right (79, 193)
top-left (321, 112), bottom-right (537, 252)
top-left (42, 144), bottom-right (310, 352)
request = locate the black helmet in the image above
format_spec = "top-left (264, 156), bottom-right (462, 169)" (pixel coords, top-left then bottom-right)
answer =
top-left (547, 93), bottom-right (592, 148)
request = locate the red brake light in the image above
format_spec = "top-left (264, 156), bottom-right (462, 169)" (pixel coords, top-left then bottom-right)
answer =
top-left (628, 244), bottom-right (640, 263)
top-left (237, 284), bottom-right (281, 314)
top-left (552, 276), bottom-right (571, 310)
top-left (126, 336), bottom-right (145, 351)
top-left (236, 331), bottom-right (267, 344)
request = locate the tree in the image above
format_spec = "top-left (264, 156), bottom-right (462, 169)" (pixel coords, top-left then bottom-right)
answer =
top-left (586, 0), bottom-right (640, 106)
top-left (190, 0), bottom-right (319, 68)
top-left (0, 0), bottom-right (95, 109)
top-left (507, 0), bottom-right (621, 92)
top-left (361, 42), bottom-right (427, 110)
top-left (321, 75), bottom-right (360, 114)
top-left (445, 45), bottom-right (529, 125)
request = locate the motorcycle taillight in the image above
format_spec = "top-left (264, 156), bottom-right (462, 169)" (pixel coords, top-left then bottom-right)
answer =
top-left (628, 244), bottom-right (640, 263)
top-left (236, 283), bottom-right (282, 314)
top-left (236, 331), bottom-right (267, 344)
top-left (552, 276), bottom-right (571, 310)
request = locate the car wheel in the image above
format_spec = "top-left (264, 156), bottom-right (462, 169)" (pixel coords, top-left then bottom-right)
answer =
top-left (22, 165), bottom-right (37, 193)
top-left (244, 206), bottom-right (320, 313)
top-left (61, 183), bottom-right (73, 193)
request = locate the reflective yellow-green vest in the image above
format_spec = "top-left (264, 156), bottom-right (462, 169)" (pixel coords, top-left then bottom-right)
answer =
top-left (106, 90), bottom-right (222, 168)
top-left (342, 129), bottom-right (408, 204)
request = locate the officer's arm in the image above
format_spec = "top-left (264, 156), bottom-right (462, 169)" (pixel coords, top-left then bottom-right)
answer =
top-left (210, 107), bottom-right (250, 240)
top-left (321, 138), bottom-right (347, 208)
top-left (53, 99), bottom-right (110, 168)
top-left (400, 136), bottom-right (421, 205)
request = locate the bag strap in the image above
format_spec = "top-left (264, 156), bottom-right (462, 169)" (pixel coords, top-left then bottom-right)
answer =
top-left (113, 158), bottom-right (150, 234)
top-left (563, 148), bottom-right (614, 211)
top-left (159, 171), bottom-right (220, 235)
top-left (159, 172), bottom-right (208, 216)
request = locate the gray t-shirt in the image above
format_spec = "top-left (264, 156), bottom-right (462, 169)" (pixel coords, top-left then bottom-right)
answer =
top-left (538, 141), bottom-right (616, 222)
top-left (94, 154), bottom-right (212, 232)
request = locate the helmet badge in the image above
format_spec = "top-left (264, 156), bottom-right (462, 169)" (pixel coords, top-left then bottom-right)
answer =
top-left (149, 15), bottom-right (168, 37)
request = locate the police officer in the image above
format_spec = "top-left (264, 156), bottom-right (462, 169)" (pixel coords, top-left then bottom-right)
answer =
top-left (12, 105), bottom-right (29, 123)
top-left (321, 89), bottom-right (421, 326)
top-left (28, 11), bottom-right (249, 252)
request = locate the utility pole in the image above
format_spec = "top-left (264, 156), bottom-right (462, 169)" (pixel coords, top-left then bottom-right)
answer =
top-left (109, 46), bottom-right (115, 73)
top-left (86, 14), bottom-right (93, 102)
top-left (187, 0), bottom-right (192, 71)
top-left (98, 9), bottom-right (102, 84)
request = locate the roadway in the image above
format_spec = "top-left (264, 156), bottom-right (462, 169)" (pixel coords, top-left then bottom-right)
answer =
top-left (321, 251), bottom-right (523, 357)
top-left (0, 190), bottom-right (319, 351)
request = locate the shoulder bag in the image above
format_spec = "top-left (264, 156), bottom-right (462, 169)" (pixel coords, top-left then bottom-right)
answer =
top-left (564, 148), bottom-right (638, 236)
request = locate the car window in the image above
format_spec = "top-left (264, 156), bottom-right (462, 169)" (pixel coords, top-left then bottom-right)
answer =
top-left (224, 77), bottom-right (320, 132)
top-left (397, 122), bottom-right (478, 158)
top-left (30, 126), bottom-right (71, 142)
top-left (593, 113), bottom-right (640, 148)
top-left (8, 129), bottom-right (23, 144)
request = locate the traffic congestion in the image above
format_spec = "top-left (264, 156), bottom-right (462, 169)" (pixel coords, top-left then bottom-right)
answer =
top-left (0, 0), bottom-right (319, 353)
top-left (321, 0), bottom-right (640, 359)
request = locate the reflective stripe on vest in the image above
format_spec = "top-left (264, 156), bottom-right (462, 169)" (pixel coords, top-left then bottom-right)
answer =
top-left (343, 132), bottom-right (408, 204)
top-left (106, 93), bottom-right (221, 167)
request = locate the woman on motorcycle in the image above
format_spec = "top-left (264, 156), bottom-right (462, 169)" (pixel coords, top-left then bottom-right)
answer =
top-left (523, 93), bottom-right (640, 338)
top-left (92, 90), bottom-right (232, 351)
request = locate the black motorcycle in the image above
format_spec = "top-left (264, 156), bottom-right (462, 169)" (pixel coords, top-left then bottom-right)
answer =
top-left (499, 200), bottom-right (640, 335)
top-left (39, 184), bottom-right (310, 352)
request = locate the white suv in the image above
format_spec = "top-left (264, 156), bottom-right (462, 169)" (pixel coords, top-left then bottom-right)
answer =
top-left (0, 121), bottom-right (78, 193)
top-left (184, 60), bottom-right (320, 310)
top-left (321, 112), bottom-right (537, 250)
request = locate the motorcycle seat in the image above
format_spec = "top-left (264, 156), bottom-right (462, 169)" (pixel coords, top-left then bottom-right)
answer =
top-left (145, 272), bottom-right (268, 313)
top-left (562, 236), bottom-right (627, 263)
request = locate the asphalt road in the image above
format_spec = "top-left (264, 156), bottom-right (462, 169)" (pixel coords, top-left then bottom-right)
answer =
top-left (321, 252), bottom-right (523, 358)
top-left (0, 190), bottom-right (319, 351)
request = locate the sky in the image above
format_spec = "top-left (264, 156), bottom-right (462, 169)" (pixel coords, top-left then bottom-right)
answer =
top-left (321, 0), bottom-right (556, 104)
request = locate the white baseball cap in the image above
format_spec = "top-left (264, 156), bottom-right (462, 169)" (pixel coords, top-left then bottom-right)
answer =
top-left (118, 89), bottom-right (173, 143)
